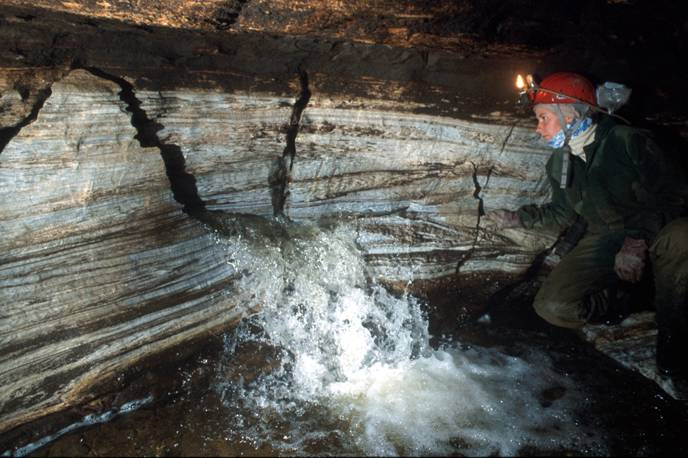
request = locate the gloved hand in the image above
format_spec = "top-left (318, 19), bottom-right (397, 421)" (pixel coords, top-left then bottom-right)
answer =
top-left (483, 209), bottom-right (522, 230)
top-left (614, 237), bottom-right (648, 283)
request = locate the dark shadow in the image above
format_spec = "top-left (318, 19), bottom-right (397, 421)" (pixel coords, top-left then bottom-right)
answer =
top-left (268, 67), bottom-right (310, 219)
top-left (0, 88), bottom-right (52, 155)
top-left (77, 64), bottom-right (206, 215)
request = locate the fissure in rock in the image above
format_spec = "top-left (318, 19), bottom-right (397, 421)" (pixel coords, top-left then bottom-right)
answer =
top-left (455, 123), bottom-right (516, 273)
top-left (455, 161), bottom-right (493, 273)
top-left (78, 65), bottom-right (206, 215)
top-left (268, 67), bottom-right (311, 218)
top-left (0, 87), bottom-right (53, 155)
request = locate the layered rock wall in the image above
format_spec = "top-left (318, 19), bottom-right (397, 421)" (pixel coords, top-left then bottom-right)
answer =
top-left (0, 70), bottom-right (246, 432)
top-left (0, 65), bottom-right (555, 433)
top-left (141, 88), bottom-right (555, 278)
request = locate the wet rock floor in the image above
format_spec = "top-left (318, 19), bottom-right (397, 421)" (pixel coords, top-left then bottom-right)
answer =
top-left (0, 265), bottom-right (683, 458)
top-left (17, 298), bottom-right (686, 457)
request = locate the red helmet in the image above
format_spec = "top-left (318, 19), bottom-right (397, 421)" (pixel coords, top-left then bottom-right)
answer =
top-left (531, 72), bottom-right (597, 106)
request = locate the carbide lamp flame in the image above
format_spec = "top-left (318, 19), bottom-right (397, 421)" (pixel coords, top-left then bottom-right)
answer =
top-left (515, 74), bottom-right (534, 107)
top-left (516, 74), bottom-right (525, 91)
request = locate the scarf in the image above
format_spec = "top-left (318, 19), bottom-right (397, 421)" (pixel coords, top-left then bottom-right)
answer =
top-left (567, 123), bottom-right (597, 161)
top-left (546, 116), bottom-right (593, 149)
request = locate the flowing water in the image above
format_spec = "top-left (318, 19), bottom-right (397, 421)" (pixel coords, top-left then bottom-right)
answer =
top-left (207, 215), bottom-right (608, 456)
top-left (15, 213), bottom-right (688, 456)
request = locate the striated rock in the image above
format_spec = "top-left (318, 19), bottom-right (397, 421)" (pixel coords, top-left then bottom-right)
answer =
top-left (0, 3), bottom-right (564, 434)
top-left (0, 70), bottom-right (247, 432)
top-left (0, 66), bottom-right (558, 434)
top-left (290, 104), bottom-right (556, 276)
top-left (141, 88), bottom-right (556, 280)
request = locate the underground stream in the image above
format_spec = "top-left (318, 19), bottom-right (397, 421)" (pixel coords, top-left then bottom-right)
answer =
top-left (9, 212), bottom-right (688, 457)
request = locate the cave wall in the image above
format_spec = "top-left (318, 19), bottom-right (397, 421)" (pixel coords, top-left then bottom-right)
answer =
top-left (1, 0), bottom-right (687, 438)
top-left (0, 63), bottom-right (554, 436)
top-left (139, 86), bottom-right (556, 276)
top-left (0, 69), bottom-right (249, 433)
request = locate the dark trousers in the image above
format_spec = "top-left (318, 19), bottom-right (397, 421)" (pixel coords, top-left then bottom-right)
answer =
top-left (533, 217), bottom-right (688, 329)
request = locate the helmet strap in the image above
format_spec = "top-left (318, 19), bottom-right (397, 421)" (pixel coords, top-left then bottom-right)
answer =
top-left (555, 105), bottom-right (586, 189)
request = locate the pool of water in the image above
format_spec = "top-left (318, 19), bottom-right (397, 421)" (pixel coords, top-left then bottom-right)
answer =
top-left (26, 324), bottom-right (688, 457)
top-left (11, 215), bottom-right (688, 456)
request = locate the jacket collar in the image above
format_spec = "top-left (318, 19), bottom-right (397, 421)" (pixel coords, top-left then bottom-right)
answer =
top-left (583, 114), bottom-right (617, 162)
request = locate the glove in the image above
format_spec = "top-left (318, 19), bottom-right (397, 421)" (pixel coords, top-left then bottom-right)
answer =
top-left (483, 209), bottom-right (522, 230)
top-left (614, 237), bottom-right (648, 283)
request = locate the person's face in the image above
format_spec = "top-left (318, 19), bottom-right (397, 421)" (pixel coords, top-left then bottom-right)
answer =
top-left (534, 106), bottom-right (571, 141)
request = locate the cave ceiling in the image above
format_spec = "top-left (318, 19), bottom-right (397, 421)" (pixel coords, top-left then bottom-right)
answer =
top-left (1, 0), bottom-right (687, 128)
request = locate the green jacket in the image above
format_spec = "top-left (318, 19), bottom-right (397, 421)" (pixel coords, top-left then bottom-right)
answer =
top-left (517, 115), bottom-right (688, 241)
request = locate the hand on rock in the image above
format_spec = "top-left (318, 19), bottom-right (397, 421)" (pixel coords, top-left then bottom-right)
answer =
top-left (483, 209), bottom-right (522, 230)
top-left (614, 237), bottom-right (648, 283)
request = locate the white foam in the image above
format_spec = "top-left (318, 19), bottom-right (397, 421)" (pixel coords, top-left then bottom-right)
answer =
top-left (211, 218), bottom-right (608, 455)
top-left (328, 347), bottom-right (607, 456)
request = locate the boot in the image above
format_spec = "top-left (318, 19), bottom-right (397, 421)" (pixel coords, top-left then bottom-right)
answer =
top-left (583, 275), bottom-right (655, 326)
top-left (656, 326), bottom-right (686, 376)
top-left (583, 283), bottom-right (631, 326)
top-left (655, 293), bottom-right (687, 376)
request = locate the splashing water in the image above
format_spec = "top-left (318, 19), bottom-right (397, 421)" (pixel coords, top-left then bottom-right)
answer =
top-left (204, 213), bottom-right (608, 456)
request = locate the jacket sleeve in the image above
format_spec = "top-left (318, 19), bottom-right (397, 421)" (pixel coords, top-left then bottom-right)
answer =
top-left (516, 152), bottom-right (578, 232)
top-left (517, 186), bottom-right (577, 232)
